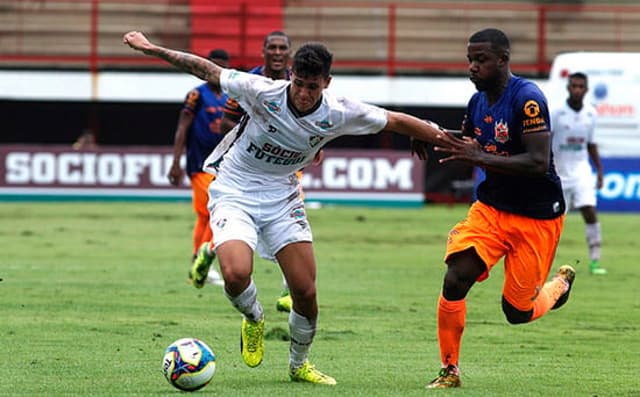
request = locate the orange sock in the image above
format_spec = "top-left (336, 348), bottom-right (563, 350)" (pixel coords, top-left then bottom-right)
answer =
top-left (530, 277), bottom-right (567, 321)
top-left (437, 294), bottom-right (466, 367)
top-left (192, 215), bottom-right (212, 255)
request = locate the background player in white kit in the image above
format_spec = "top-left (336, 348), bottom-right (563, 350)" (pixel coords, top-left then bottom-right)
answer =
top-left (123, 30), bottom-right (457, 385)
top-left (551, 72), bottom-right (607, 275)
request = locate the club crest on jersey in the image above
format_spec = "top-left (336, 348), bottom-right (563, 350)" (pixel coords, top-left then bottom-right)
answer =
top-left (309, 135), bottom-right (325, 147)
top-left (263, 100), bottom-right (282, 113)
top-left (315, 119), bottom-right (333, 130)
top-left (494, 119), bottom-right (509, 143)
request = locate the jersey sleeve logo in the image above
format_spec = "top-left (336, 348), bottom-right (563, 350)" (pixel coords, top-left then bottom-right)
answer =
top-left (524, 100), bottom-right (540, 118)
top-left (522, 99), bottom-right (548, 133)
top-left (185, 89), bottom-right (199, 109)
top-left (309, 135), bottom-right (325, 147)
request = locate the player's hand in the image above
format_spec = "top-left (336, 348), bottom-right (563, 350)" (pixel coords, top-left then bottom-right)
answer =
top-left (410, 137), bottom-right (429, 160)
top-left (123, 31), bottom-right (154, 53)
top-left (167, 163), bottom-right (183, 186)
top-left (434, 135), bottom-right (483, 164)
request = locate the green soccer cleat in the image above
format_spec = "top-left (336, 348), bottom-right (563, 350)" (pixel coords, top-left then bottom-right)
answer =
top-left (240, 317), bottom-right (264, 368)
top-left (189, 242), bottom-right (215, 289)
top-left (276, 289), bottom-right (293, 313)
top-left (289, 361), bottom-right (336, 385)
top-left (589, 260), bottom-right (608, 275)
top-left (426, 365), bottom-right (461, 389)
top-left (551, 264), bottom-right (576, 310)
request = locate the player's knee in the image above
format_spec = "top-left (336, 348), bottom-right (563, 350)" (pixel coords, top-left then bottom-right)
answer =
top-left (290, 284), bottom-right (316, 305)
top-left (501, 296), bottom-right (532, 324)
top-left (219, 265), bottom-right (250, 288)
top-left (442, 249), bottom-right (485, 300)
top-left (442, 272), bottom-right (467, 300)
top-left (442, 267), bottom-right (476, 300)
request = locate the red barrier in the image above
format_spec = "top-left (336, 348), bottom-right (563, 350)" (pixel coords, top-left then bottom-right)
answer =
top-left (2, 1), bottom-right (640, 75)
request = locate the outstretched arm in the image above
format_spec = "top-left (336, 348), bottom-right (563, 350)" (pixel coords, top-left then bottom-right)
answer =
top-left (384, 111), bottom-right (458, 159)
top-left (435, 131), bottom-right (551, 176)
top-left (122, 31), bottom-right (223, 89)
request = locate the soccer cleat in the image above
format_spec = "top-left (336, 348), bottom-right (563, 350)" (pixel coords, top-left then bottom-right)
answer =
top-left (189, 242), bottom-right (215, 289)
top-left (551, 264), bottom-right (576, 310)
top-left (289, 361), bottom-right (337, 385)
top-left (589, 260), bottom-right (607, 275)
top-left (276, 289), bottom-right (293, 313)
top-left (426, 365), bottom-right (461, 389)
top-left (240, 317), bottom-right (264, 368)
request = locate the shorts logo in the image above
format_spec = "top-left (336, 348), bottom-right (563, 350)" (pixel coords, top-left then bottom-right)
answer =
top-left (494, 119), bottom-right (509, 143)
top-left (215, 218), bottom-right (227, 229)
top-left (290, 206), bottom-right (308, 229)
top-left (523, 100), bottom-right (540, 118)
top-left (290, 206), bottom-right (306, 220)
top-left (530, 285), bottom-right (541, 301)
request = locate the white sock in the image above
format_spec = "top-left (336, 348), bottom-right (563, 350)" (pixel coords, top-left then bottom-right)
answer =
top-left (225, 280), bottom-right (263, 322)
top-left (586, 222), bottom-right (601, 261)
top-left (289, 310), bottom-right (316, 369)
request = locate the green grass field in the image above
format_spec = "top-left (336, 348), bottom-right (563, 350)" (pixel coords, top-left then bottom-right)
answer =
top-left (1, 202), bottom-right (638, 396)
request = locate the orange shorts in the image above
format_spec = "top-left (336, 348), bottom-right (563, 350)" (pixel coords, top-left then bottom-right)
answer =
top-left (445, 201), bottom-right (565, 311)
top-left (190, 172), bottom-right (214, 217)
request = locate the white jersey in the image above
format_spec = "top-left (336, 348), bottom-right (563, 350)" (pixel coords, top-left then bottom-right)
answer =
top-left (551, 101), bottom-right (597, 185)
top-left (210, 69), bottom-right (388, 195)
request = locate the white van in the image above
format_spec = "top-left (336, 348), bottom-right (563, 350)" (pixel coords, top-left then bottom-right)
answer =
top-left (545, 52), bottom-right (640, 158)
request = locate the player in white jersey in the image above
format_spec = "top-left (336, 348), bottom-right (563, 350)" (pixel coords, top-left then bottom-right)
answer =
top-left (123, 31), bottom-right (457, 385)
top-left (551, 72), bottom-right (606, 275)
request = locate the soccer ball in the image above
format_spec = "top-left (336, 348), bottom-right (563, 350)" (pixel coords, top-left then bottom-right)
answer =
top-left (162, 338), bottom-right (216, 391)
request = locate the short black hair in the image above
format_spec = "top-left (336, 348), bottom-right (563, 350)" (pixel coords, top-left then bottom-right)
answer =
top-left (208, 49), bottom-right (229, 61)
top-left (569, 71), bottom-right (588, 82)
top-left (263, 31), bottom-right (290, 48)
top-left (469, 28), bottom-right (510, 55)
top-left (292, 43), bottom-right (333, 78)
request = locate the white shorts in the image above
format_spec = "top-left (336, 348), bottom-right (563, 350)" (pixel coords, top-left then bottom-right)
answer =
top-left (208, 184), bottom-right (312, 261)
top-left (561, 173), bottom-right (597, 210)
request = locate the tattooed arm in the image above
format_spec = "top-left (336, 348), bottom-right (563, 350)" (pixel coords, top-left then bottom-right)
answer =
top-left (123, 31), bottom-right (222, 89)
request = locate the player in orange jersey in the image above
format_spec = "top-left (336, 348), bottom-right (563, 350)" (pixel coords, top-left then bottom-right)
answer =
top-left (423, 28), bottom-right (575, 389)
